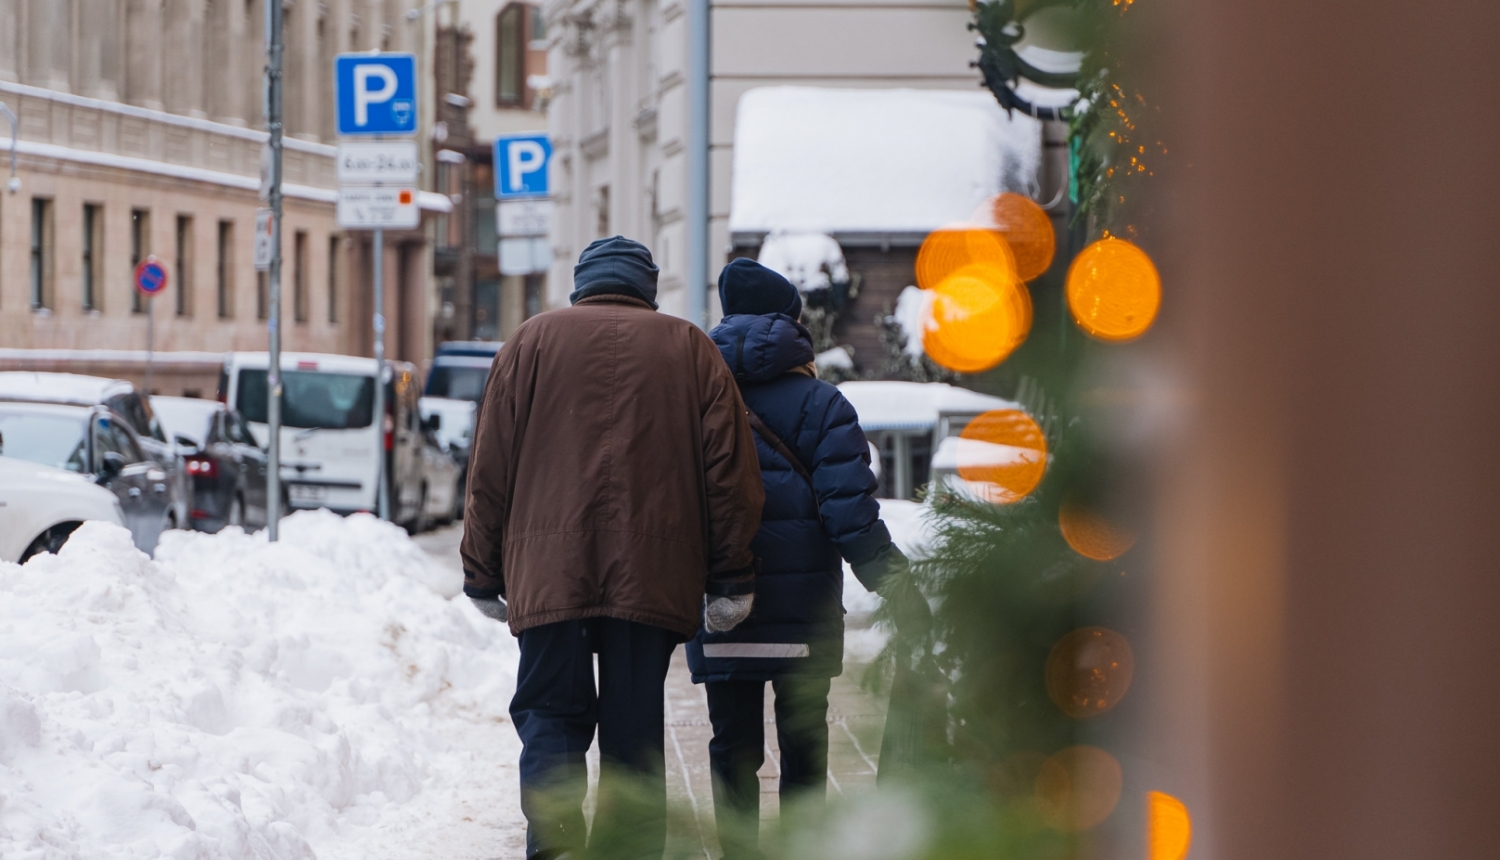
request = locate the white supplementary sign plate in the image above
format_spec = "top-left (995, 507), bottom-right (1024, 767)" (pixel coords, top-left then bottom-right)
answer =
top-left (253, 208), bottom-right (274, 271)
top-left (497, 198), bottom-right (553, 238)
top-left (337, 140), bottom-right (420, 184)
top-left (337, 186), bottom-right (420, 230)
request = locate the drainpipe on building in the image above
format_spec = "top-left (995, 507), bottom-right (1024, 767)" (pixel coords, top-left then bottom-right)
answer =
top-left (685, 0), bottom-right (710, 329)
top-left (0, 102), bottom-right (19, 193)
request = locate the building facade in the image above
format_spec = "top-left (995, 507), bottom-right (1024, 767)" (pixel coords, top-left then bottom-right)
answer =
top-left (542, 0), bottom-right (992, 324)
top-left (0, 0), bottom-right (451, 388)
top-left (437, 0), bottom-right (550, 344)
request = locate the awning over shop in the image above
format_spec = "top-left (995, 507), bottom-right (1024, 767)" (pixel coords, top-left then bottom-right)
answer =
top-left (729, 87), bottom-right (1042, 243)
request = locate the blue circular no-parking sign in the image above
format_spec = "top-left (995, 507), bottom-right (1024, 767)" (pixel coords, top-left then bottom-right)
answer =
top-left (134, 256), bottom-right (168, 296)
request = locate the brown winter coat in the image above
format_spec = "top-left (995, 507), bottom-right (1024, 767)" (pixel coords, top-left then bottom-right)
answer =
top-left (459, 295), bottom-right (765, 638)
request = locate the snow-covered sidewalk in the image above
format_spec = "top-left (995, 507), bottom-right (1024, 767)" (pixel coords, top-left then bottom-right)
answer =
top-left (0, 512), bottom-right (521, 860)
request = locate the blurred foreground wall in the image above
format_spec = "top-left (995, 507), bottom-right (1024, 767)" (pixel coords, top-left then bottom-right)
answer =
top-left (1145, 1), bottom-right (1500, 857)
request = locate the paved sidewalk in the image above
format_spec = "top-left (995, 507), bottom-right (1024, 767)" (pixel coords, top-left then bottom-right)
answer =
top-left (662, 647), bottom-right (888, 858)
top-left (416, 523), bottom-right (889, 858)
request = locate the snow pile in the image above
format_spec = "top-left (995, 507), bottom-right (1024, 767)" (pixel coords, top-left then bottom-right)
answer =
top-left (729, 87), bottom-right (1042, 235)
top-left (756, 232), bottom-right (850, 292)
top-left (888, 285), bottom-right (931, 361)
top-left (0, 512), bottom-right (517, 859)
top-left (815, 347), bottom-right (855, 373)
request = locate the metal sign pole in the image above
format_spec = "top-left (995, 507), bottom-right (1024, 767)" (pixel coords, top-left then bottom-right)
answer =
top-left (372, 227), bottom-right (388, 520)
top-left (266, 0), bottom-right (285, 541)
top-left (145, 296), bottom-right (154, 396)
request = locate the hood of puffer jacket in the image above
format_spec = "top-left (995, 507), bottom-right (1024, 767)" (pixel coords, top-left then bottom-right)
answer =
top-left (710, 313), bottom-right (816, 383)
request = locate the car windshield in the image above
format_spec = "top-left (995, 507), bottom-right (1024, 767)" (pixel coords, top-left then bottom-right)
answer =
top-left (0, 406), bottom-right (88, 472)
top-left (425, 365), bottom-right (489, 402)
top-left (237, 369), bottom-right (375, 430)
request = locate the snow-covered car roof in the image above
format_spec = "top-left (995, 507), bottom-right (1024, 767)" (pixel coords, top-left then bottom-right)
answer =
top-left (0, 371), bottom-right (134, 406)
top-left (729, 86), bottom-right (1041, 238)
top-left (837, 381), bottom-right (1021, 433)
top-left (151, 396), bottom-right (223, 445)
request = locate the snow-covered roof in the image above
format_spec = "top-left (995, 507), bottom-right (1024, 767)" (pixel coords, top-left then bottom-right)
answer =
top-left (838, 381), bottom-right (1021, 433)
top-left (729, 87), bottom-right (1042, 237)
top-left (0, 372), bottom-right (133, 405)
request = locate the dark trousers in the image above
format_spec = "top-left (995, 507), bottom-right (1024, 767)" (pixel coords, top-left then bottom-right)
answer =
top-left (704, 676), bottom-right (832, 859)
top-left (511, 617), bottom-right (679, 860)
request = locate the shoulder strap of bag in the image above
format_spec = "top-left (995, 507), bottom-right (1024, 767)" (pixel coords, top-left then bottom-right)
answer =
top-left (745, 408), bottom-right (819, 496)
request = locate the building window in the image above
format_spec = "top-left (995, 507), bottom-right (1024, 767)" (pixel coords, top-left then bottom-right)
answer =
top-left (496, 4), bottom-right (528, 107)
top-left (30, 198), bottom-right (53, 310)
top-left (130, 209), bottom-right (150, 314)
top-left (530, 5), bottom-right (547, 45)
top-left (327, 235), bottom-right (339, 323)
top-left (524, 273), bottom-right (544, 319)
top-left (175, 215), bottom-right (194, 317)
top-left (82, 204), bottom-right (102, 312)
top-left (217, 220), bottom-right (234, 318)
top-left (292, 230), bottom-right (308, 322)
top-left (594, 185), bottom-right (610, 239)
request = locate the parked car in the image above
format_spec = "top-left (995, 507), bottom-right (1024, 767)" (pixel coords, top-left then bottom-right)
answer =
top-left (219, 352), bottom-right (429, 529)
top-left (416, 410), bottom-right (461, 530)
top-left (151, 396), bottom-right (270, 533)
top-left (0, 455), bottom-right (126, 563)
top-left (0, 372), bottom-right (189, 529)
top-left (0, 401), bottom-right (177, 554)
top-left (421, 341), bottom-right (498, 513)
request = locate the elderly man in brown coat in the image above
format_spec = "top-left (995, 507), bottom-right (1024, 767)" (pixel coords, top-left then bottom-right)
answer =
top-left (460, 236), bottom-right (764, 860)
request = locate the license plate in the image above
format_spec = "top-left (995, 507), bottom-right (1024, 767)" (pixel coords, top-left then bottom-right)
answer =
top-left (288, 484), bottom-right (328, 504)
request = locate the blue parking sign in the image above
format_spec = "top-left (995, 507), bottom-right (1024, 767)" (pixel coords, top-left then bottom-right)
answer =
top-left (335, 54), bottom-right (417, 136)
top-left (495, 135), bottom-right (552, 198)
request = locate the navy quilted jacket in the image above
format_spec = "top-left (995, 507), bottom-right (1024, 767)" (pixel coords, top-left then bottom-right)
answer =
top-left (687, 313), bottom-right (893, 683)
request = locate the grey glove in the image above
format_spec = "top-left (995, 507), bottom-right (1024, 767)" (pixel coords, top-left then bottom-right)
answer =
top-left (704, 594), bottom-right (754, 633)
top-left (470, 596), bottom-right (508, 623)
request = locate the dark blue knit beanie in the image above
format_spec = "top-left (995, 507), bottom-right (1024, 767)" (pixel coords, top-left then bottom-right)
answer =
top-left (570, 236), bottom-right (660, 309)
top-left (717, 258), bottom-right (802, 320)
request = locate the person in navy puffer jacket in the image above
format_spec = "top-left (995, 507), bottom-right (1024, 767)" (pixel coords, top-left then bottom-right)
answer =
top-left (688, 258), bottom-right (925, 859)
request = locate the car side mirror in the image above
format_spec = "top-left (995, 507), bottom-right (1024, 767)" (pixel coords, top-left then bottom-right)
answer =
top-left (174, 435), bottom-right (201, 457)
top-left (97, 451), bottom-right (126, 482)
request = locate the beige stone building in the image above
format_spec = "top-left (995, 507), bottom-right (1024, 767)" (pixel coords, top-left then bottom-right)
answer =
top-left (0, 0), bottom-right (453, 388)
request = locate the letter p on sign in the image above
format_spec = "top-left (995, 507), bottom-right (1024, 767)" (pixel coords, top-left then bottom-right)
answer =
top-left (495, 134), bottom-right (552, 198)
top-left (353, 65), bottom-right (398, 126)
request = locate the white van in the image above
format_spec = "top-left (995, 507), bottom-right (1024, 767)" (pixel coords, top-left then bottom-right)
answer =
top-left (218, 352), bottom-right (428, 526)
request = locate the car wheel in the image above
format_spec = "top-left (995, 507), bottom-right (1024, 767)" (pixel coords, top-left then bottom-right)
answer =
top-left (227, 495), bottom-right (245, 529)
top-left (405, 484), bottom-right (429, 535)
top-left (20, 523), bottom-right (81, 563)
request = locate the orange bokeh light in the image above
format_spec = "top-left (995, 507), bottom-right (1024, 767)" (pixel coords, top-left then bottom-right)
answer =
top-left (915, 224), bottom-right (1017, 291)
top-left (1059, 501), bottom-right (1137, 561)
top-left (1147, 791), bottom-right (1192, 860)
top-left (971, 192), bottom-right (1056, 281)
top-left (1045, 627), bottom-right (1135, 718)
top-left (921, 265), bottom-right (1032, 373)
top-left (1066, 237), bottom-right (1162, 342)
top-left (955, 409), bottom-right (1047, 503)
top-left (1034, 745), bottom-right (1124, 831)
